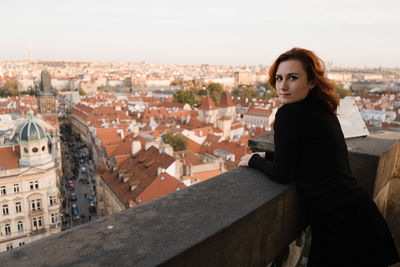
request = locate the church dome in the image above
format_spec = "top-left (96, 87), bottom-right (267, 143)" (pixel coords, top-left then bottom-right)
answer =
top-left (19, 110), bottom-right (47, 142)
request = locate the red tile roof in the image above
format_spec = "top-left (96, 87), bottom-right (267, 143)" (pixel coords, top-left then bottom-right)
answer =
top-left (218, 94), bottom-right (235, 108)
top-left (198, 96), bottom-right (217, 110)
top-left (100, 146), bottom-right (176, 205)
top-left (135, 172), bottom-right (186, 204)
top-left (0, 145), bottom-right (20, 170)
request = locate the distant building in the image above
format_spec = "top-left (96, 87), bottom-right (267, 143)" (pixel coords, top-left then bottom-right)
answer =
top-left (197, 96), bottom-right (218, 125)
top-left (234, 71), bottom-right (256, 86)
top-left (37, 70), bottom-right (58, 122)
top-left (95, 146), bottom-right (184, 217)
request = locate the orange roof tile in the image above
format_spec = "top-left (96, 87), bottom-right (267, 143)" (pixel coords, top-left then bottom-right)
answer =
top-left (198, 96), bottom-right (217, 110)
top-left (100, 146), bottom-right (176, 205)
top-left (0, 145), bottom-right (20, 170)
top-left (218, 94), bottom-right (235, 107)
top-left (135, 172), bottom-right (186, 204)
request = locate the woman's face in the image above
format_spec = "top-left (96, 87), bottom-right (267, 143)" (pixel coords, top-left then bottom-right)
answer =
top-left (275, 59), bottom-right (314, 104)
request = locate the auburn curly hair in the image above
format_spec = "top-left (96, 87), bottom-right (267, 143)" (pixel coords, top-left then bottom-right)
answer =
top-left (268, 47), bottom-right (339, 114)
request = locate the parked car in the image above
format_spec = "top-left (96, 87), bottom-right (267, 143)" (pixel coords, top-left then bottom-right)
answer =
top-left (82, 167), bottom-right (87, 174)
top-left (72, 204), bottom-right (80, 221)
top-left (88, 197), bottom-right (96, 213)
top-left (68, 180), bottom-right (74, 190)
top-left (70, 192), bottom-right (77, 201)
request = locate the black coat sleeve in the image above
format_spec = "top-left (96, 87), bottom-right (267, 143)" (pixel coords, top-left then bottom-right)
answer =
top-left (248, 106), bottom-right (300, 184)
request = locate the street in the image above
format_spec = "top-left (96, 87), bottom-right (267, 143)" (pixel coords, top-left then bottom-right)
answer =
top-left (60, 125), bottom-right (97, 230)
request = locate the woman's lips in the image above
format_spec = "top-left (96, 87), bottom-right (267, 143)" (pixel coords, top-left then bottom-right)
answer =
top-left (280, 94), bottom-right (291, 97)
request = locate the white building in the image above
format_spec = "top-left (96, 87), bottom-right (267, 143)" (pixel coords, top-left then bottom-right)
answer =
top-left (0, 110), bottom-right (61, 252)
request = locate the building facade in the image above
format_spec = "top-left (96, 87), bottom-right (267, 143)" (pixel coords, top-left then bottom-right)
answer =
top-left (0, 111), bottom-right (61, 252)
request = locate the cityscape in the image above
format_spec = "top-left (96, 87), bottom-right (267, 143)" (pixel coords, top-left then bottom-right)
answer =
top-left (0, 0), bottom-right (400, 265)
top-left (0, 58), bottom-right (400, 255)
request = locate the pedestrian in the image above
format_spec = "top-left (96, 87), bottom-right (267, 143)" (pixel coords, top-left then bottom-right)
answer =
top-left (239, 48), bottom-right (399, 267)
top-left (84, 193), bottom-right (87, 199)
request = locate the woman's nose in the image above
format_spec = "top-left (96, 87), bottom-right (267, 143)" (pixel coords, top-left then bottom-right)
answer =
top-left (280, 79), bottom-right (289, 91)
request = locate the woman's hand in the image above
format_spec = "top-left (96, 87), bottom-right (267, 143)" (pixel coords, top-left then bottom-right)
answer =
top-left (238, 152), bottom-right (265, 167)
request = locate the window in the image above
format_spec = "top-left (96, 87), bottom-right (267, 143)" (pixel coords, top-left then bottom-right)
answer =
top-left (51, 213), bottom-right (58, 224)
top-left (19, 240), bottom-right (25, 247)
top-left (16, 202), bottom-right (22, 213)
top-left (31, 199), bottom-right (41, 210)
top-left (6, 243), bottom-right (13, 251)
top-left (17, 221), bottom-right (23, 232)
top-left (1, 186), bottom-right (6, 195)
top-left (2, 205), bottom-right (9, 215)
top-left (5, 224), bottom-right (11, 235)
top-left (29, 181), bottom-right (39, 190)
top-left (49, 196), bottom-right (56, 206)
top-left (32, 217), bottom-right (42, 229)
top-left (13, 184), bottom-right (19, 193)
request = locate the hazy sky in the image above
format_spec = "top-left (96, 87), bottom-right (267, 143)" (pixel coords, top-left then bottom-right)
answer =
top-left (1, 0), bottom-right (399, 67)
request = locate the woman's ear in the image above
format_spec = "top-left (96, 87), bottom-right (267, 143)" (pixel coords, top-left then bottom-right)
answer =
top-left (308, 80), bottom-right (316, 91)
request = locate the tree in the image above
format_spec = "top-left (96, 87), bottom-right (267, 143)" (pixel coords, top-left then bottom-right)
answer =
top-left (0, 79), bottom-right (20, 97)
top-left (78, 88), bottom-right (86, 96)
top-left (333, 81), bottom-right (351, 98)
top-left (207, 83), bottom-right (224, 104)
top-left (231, 85), bottom-right (259, 100)
top-left (196, 88), bottom-right (207, 96)
top-left (173, 90), bottom-right (197, 106)
top-left (162, 131), bottom-right (187, 151)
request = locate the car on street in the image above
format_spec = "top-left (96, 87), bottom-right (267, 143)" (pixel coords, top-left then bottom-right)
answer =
top-left (68, 180), bottom-right (75, 190)
top-left (88, 197), bottom-right (96, 213)
top-left (72, 204), bottom-right (80, 221)
top-left (70, 192), bottom-right (77, 201)
top-left (82, 166), bottom-right (87, 174)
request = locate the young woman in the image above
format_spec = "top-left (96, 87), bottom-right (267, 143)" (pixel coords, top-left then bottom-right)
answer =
top-left (240, 48), bottom-right (399, 267)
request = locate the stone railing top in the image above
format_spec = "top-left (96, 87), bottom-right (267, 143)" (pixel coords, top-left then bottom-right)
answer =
top-left (249, 127), bottom-right (400, 156)
top-left (0, 167), bottom-right (290, 266)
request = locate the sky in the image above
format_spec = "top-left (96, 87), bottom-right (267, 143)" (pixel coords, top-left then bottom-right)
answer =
top-left (1, 0), bottom-right (399, 67)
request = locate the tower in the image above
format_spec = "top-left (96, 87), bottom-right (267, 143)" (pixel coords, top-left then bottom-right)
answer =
top-left (37, 70), bottom-right (58, 121)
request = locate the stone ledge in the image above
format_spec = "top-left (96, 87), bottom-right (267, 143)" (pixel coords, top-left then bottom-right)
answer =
top-left (0, 167), bottom-right (305, 267)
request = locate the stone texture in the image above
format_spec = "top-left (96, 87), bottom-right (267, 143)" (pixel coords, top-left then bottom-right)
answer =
top-left (386, 179), bottom-right (400, 253)
top-left (0, 167), bottom-right (305, 267)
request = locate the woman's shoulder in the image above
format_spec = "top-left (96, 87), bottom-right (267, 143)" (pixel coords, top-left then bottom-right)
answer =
top-left (277, 97), bottom-right (310, 118)
top-left (279, 95), bottom-right (328, 115)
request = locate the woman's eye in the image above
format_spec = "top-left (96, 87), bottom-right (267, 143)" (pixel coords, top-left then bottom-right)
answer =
top-left (276, 76), bottom-right (282, 81)
top-left (289, 76), bottom-right (298, 81)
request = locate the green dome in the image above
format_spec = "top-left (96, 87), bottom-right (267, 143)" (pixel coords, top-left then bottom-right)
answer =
top-left (19, 110), bottom-right (47, 142)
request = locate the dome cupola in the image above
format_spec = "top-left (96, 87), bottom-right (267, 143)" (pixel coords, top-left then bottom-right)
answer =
top-left (19, 110), bottom-right (47, 142)
top-left (19, 110), bottom-right (53, 166)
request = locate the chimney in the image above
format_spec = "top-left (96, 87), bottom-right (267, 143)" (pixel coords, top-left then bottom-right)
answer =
top-left (131, 140), bottom-right (142, 155)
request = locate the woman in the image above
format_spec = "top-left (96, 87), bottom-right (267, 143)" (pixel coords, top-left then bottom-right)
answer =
top-left (239, 48), bottom-right (399, 267)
